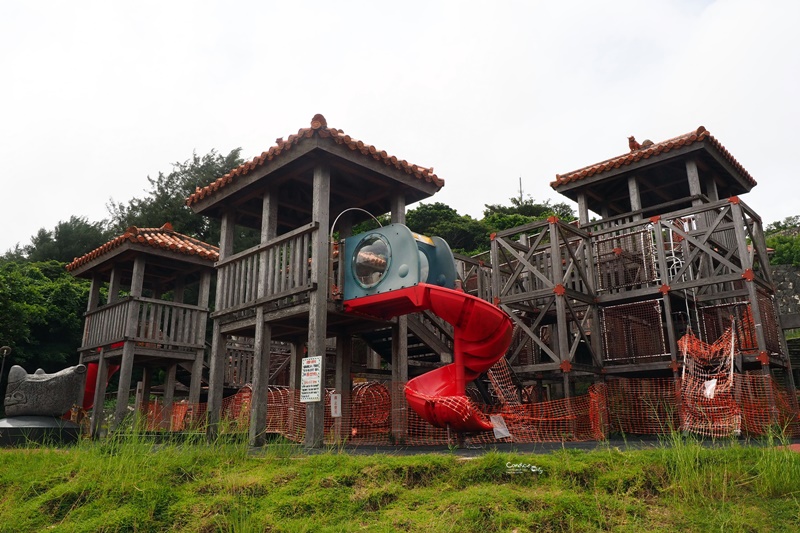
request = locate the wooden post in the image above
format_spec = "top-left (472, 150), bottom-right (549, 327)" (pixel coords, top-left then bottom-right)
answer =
top-left (190, 270), bottom-right (212, 407)
top-left (207, 209), bottom-right (236, 441)
top-left (334, 335), bottom-right (353, 442)
top-left (730, 201), bottom-right (778, 418)
top-left (87, 273), bottom-right (101, 312)
top-left (686, 159), bottom-right (702, 202)
top-left (367, 348), bottom-right (381, 370)
top-left (577, 192), bottom-right (590, 228)
top-left (173, 276), bottom-right (185, 304)
top-left (249, 312), bottom-right (272, 446)
top-left (80, 274), bottom-right (102, 364)
top-left (706, 176), bottom-right (719, 202)
top-left (288, 341), bottom-right (303, 438)
top-left (249, 188), bottom-right (278, 447)
top-left (90, 348), bottom-right (108, 438)
top-left (305, 164), bottom-right (331, 448)
top-left (113, 255), bottom-right (145, 429)
top-left (140, 368), bottom-right (153, 428)
top-left (108, 266), bottom-right (121, 304)
top-left (162, 364), bottom-right (177, 430)
top-left (628, 175), bottom-right (642, 220)
top-left (549, 220), bottom-right (571, 398)
top-left (390, 191), bottom-right (408, 443)
top-left (653, 219), bottom-right (680, 377)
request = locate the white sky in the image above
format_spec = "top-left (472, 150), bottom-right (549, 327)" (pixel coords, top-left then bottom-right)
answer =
top-left (2, 0), bottom-right (799, 254)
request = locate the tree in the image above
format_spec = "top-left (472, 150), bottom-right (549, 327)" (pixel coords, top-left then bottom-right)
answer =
top-left (766, 234), bottom-right (800, 266)
top-left (24, 216), bottom-right (111, 263)
top-left (764, 216), bottom-right (800, 266)
top-left (107, 148), bottom-right (244, 243)
top-left (406, 202), bottom-right (489, 254)
top-left (483, 195), bottom-right (575, 232)
top-left (0, 260), bottom-right (89, 374)
top-left (766, 216), bottom-right (800, 234)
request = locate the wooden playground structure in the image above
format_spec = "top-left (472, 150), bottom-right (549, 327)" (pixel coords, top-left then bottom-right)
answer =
top-left (70, 118), bottom-right (799, 445)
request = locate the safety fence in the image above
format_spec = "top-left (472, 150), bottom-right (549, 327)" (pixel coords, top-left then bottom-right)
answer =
top-left (142, 312), bottom-right (798, 441)
top-left (142, 373), bottom-right (799, 443)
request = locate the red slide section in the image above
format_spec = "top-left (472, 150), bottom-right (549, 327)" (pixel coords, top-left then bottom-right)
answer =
top-left (82, 362), bottom-right (120, 411)
top-left (344, 283), bottom-right (513, 432)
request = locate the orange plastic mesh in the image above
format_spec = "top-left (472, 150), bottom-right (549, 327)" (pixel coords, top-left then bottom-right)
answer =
top-left (143, 336), bottom-right (798, 442)
top-left (143, 371), bottom-right (798, 442)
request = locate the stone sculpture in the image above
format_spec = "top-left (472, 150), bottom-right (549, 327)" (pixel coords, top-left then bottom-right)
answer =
top-left (4, 364), bottom-right (87, 417)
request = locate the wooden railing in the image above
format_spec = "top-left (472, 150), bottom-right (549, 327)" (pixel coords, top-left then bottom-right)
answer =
top-left (82, 298), bottom-right (128, 350)
top-left (588, 198), bottom-right (765, 301)
top-left (454, 252), bottom-right (494, 302)
top-left (215, 222), bottom-right (317, 314)
top-left (81, 297), bottom-right (206, 352)
top-left (491, 218), bottom-right (595, 306)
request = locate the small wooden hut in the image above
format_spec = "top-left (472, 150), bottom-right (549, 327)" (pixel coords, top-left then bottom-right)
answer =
top-left (67, 223), bottom-right (217, 435)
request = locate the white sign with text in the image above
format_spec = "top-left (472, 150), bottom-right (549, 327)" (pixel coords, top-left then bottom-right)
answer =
top-left (300, 356), bottom-right (322, 403)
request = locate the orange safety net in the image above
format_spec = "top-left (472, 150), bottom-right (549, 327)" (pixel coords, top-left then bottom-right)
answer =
top-left (142, 370), bottom-right (798, 442)
top-left (141, 308), bottom-right (798, 442)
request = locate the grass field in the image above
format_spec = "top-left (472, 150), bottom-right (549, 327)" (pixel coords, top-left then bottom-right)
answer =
top-left (0, 432), bottom-right (799, 532)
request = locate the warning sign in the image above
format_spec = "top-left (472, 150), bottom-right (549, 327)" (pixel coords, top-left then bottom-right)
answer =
top-left (300, 356), bottom-right (322, 403)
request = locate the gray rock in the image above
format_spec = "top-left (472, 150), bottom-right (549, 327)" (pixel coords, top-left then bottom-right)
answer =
top-left (4, 364), bottom-right (86, 417)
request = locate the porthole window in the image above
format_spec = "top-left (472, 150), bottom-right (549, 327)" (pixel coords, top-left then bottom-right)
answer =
top-left (353, 234), bottom-right (391, 288)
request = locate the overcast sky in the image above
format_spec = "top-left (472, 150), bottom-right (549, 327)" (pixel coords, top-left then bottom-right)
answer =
top-left (2, 0), bottom-right (798, 254)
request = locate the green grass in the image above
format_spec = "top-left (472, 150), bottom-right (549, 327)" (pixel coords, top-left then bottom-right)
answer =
top-left (0, 432), bottom-right (798, 532)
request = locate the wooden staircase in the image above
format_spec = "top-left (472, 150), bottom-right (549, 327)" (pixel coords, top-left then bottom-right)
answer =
top-left (359, 311), bottom-right (453, 372)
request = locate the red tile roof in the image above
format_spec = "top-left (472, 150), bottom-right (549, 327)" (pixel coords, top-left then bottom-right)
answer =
top-left (551, 126), bottom-right (757, 188)
top-left (186, 114), bottom-right (443, 207)
top-left (65, 223), bottom-right (219, 272)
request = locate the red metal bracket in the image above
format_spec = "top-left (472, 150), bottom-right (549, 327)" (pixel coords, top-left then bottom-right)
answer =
top-left (493, 297), bottom-right (501, 306)
top-left (547, 216), bottom-right (559, 224)
top-left (742, 269), bottom-right (755, 281)
top-left (489, 232), bottom-right (497, 241)
top-left (613, 247), bottom-right (623, 256)
top-left (757, 351), bottom-right (769, 365)
top-left (553, 284), bottom-right (566, 296)
top-left (659, 284), bottom-right (670, 294)
top-left (670, 360), bottom-right (680, 372)
top-left (560, 360), bottom-right (572, 373)
top-left (729, 196), bottom-right (740, 204)
top-left (649, 215), bottom-right (661, 224)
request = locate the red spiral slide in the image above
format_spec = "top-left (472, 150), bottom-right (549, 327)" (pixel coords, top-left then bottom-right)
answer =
top-left (344, 283), bottom-right (513, 432)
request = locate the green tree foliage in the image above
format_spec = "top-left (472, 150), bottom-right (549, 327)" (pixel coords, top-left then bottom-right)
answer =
top-left (405, 202), bottom-right (489, 254)
top-left (483, 196), bottom-right (575, 232)
top-left (766, 234), bottom-right (800, 266)
top-left (24, 216), bottom-right (111, 263)
top-left (765, 215), bottom-right (800, 234)
top-left (350, 196), bottom-right (576, 256)
top-left (764, 216), bottom-right (800, 266)
top-left (107, 148), bottom-right (244, 243)
top-left (0, 260), bottom-right (89, 374)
